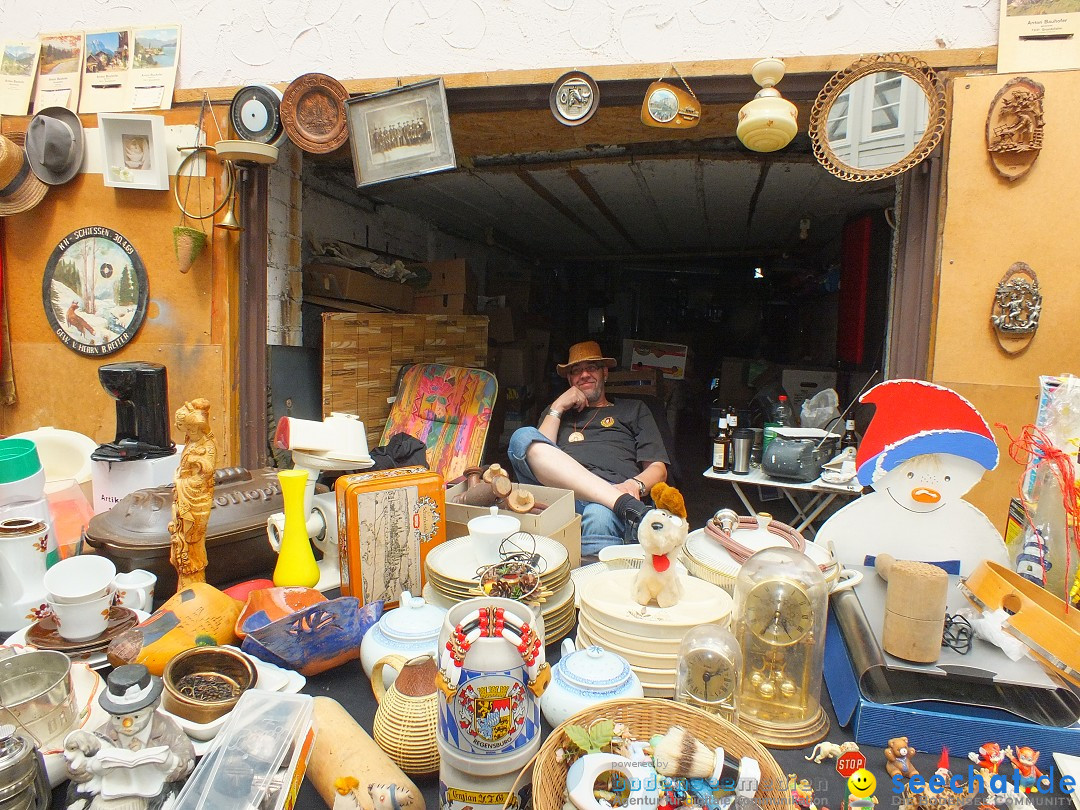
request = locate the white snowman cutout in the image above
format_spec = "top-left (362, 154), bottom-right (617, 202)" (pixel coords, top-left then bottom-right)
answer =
top-left (820, 380), bottom-right (1009, 576)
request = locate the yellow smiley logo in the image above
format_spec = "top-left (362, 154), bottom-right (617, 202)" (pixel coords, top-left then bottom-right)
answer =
top-left (601, 417), bottom-right (614, 427)
top-left (848, 769), bottom-right (876, 798)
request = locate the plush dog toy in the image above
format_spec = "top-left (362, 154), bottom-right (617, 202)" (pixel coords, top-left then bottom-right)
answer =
top-left (632, 482), bottom-right (688, 608)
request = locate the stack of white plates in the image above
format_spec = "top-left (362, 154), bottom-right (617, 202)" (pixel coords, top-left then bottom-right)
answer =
top-left (423, 533), bottom-right (576, 645)
top-left (682, 527), bottom-right (842, 593)
top-left (576, 568), bottom-right (732, 698)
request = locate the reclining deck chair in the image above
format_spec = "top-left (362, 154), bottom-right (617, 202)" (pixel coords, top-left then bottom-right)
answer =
top-left (380, 364), bottom-right (498, 481)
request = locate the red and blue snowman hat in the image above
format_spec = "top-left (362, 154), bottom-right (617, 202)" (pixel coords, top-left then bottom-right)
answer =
top-left (856, 380), bottom-right (999, 487)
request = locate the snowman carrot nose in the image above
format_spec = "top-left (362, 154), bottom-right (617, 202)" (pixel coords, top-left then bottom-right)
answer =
top-left (911, 487), bottom-right (940, 503)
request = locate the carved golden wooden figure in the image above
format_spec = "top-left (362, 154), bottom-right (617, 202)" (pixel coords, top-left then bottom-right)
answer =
top-left (169, 399), bottom-right (217, 589)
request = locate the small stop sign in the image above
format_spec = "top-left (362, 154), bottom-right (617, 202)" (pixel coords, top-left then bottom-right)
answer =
top-left (837, 751), bottom-right (867, 778)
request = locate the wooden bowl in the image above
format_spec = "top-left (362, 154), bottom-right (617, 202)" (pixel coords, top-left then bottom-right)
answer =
top-left (162, 646), bottom-right (257, 724)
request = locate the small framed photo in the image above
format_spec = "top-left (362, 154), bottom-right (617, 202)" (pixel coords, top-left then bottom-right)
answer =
top-left (98, 112), bottom-right (169, 190)
top-left (345, 78), bottom-right (456, 187)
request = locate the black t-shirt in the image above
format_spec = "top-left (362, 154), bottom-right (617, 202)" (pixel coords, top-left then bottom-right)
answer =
top-left (555, 398), bottom-right (670, 484)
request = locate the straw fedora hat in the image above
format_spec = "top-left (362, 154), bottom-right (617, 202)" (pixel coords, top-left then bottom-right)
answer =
top-left (556, 340), bottom-right (617, 377)
top-left (0, 132), bottom-right (48, 216)
top-left (26, 106), bottom-right (84, 185)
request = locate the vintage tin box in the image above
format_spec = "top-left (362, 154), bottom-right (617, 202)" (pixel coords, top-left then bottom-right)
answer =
top-left (83, 467), bottom-right (284, 601)
top-left (335, 465), bottom-right (446, 609)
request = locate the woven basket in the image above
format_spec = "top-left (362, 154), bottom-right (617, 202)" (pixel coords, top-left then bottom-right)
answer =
top-left (525, 698), bottom-right (792, 810)
top-left (371, 654), bottom-right (440, 776)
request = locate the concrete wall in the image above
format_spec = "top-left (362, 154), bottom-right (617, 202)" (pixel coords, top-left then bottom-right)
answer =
top-left (2, 1), bottom-right (997, 88)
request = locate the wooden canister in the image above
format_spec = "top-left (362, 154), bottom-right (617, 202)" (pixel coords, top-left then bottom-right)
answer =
top-left (876, 554), bottom-right (949, 663)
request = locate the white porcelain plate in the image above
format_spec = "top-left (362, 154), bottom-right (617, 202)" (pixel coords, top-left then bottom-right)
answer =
top-left (579, 568), bottom-right (732, 637)
top-left (425, 534), bottom-right (569, 585)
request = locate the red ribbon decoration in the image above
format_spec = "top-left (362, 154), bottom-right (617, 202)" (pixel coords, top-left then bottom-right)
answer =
top-left (996, 422), bottom-right (1080, 606)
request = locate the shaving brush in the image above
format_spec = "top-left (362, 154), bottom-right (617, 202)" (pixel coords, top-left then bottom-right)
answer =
top-left (650, 726), bottom-right (742, 782)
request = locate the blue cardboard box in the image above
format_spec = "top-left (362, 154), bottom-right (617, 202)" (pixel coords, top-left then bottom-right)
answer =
top-left (824, 607), bottom-right (1080, 756)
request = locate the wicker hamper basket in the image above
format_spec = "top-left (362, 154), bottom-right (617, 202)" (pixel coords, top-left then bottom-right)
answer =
top-left (523, 698), bottom-right (793, 810)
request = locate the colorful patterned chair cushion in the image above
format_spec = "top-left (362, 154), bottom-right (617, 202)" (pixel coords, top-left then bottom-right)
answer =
top-left (380, 364), bottom-right (497, 481)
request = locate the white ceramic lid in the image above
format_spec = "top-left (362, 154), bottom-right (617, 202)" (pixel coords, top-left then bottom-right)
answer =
top-left (559, 645), bottom-right (634, 691)
top-left (380, 591), bottom-right (445, 641)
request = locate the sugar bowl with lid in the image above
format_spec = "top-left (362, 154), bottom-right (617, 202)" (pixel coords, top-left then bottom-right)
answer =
top-left (360, 590), bottom-right (446, 688)
top-left (540, 639), bottom-right (643, 727)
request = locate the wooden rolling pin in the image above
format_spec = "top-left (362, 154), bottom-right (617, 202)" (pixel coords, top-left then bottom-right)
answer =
top-left (307, 697), bottom-right (426, 810)
top-left (875, 553), bottom-right (949, 663)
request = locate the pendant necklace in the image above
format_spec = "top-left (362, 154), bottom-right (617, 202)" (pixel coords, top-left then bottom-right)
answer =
top-left (568, 405), bottom-right (606, 442)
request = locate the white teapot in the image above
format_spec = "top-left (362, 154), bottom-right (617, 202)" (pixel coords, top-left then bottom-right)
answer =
top-left (541, 639), bottom-right (643, 727)
top-left (360, 591), bottom-right (446, 688)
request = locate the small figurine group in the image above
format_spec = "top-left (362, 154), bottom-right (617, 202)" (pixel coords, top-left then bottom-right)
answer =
top-left (884, 738), bottom-right (1050, 795)
top-left (968, 742), bottom-right (1049, 793)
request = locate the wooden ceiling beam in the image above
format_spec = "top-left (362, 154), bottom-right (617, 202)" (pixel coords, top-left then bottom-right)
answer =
top-left (514, 169), bottom-right (619, 253)
top-left (175, 47), bottom-right (996, 103)
top-left (566, 167), bottom-right (642, 253)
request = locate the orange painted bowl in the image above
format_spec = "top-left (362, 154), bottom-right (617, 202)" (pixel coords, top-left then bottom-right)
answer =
top-left (235, 586), bottom-right (327, 639)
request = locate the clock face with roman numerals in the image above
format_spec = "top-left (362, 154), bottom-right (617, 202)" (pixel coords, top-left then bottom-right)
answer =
top-left (230, 84), bottom-right (284, 145)
top-left (744, 578), bottom-right (813, 646)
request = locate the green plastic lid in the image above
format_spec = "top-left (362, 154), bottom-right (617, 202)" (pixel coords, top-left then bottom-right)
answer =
top-left (0, 438), bottom-right (43, 484)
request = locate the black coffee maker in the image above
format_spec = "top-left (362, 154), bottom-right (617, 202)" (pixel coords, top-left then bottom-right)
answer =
top-left (91, 362), bottom-right (176, 461)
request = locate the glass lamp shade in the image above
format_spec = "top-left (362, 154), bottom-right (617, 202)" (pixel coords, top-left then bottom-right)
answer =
top-left (737, 88), bottom-right (798, 153)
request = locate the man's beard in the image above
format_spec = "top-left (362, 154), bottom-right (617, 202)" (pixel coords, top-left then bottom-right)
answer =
top-left (583, 383), bottom-right (604, 404)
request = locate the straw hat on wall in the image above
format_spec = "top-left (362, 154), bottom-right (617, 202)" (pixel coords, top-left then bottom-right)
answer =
top-left (0, 132), bottom-right (48, 216)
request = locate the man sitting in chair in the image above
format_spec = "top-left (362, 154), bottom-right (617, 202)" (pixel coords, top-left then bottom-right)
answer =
top-left (508, 341), bottom-right (669, 560)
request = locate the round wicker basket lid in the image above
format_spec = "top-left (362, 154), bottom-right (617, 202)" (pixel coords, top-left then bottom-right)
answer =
top-left (280, 72), bottom-right (350, 154)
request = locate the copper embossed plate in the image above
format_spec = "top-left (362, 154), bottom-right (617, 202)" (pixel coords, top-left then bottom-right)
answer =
top-left (27, 606), bottom-right (139, 653)
top-left (280, 72), bottom-right (350, 154)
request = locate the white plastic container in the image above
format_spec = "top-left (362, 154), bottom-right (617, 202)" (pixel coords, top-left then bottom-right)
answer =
top-left (0, 438), bottom-right (57, 566)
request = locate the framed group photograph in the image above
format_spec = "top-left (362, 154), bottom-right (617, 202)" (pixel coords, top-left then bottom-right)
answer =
top-left (98, 112), bottom-right (168, 190)
top-left (345, 78), bottom-right (457, 187)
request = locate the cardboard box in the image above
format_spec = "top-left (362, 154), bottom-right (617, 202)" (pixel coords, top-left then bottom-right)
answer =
top-left (304, 264), bottom-right (414, 312)
top-left (491, 343), bottom-right (528, 387)
top-left (781, 368), bottom-right (838, 410)
top-left (417, 258), bottom-right (472, 296)
top-left (335, 466), bottom-right (446, 609)
top-left (626, 340), bottom-right (689, 380)
top-left (412, 293), bottom-right (467, 315)
top-left (446, 481), bottom-right (575, 538)
top-left (824, 607), bottom-right (1080, 755)
top-left (486, 306), bottom-right (519, 344)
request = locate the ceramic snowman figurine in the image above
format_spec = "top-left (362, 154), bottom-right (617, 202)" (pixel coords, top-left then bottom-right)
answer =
top-left (820, 380), bottom-right (1009, 577)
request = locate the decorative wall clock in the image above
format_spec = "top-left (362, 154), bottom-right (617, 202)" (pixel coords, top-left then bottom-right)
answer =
top-left (41, 226), bottom-right (149, 356)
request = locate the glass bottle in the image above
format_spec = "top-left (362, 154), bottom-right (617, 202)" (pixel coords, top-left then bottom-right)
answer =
top-left (712, 417), bottom-right (730, 473)
top-left (841, 419), bottom-right (858, 451)
top-left (726, 413), bottom-right (738, 469)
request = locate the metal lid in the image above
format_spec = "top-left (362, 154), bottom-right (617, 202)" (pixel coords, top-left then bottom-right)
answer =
top-left (0, 725), bottom-right (38, 802)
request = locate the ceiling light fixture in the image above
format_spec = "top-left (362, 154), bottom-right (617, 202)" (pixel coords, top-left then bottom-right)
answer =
top-left (737, 58), bottom-right (798, 153)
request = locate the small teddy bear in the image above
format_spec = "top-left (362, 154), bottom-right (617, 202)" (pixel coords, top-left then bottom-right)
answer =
top-left (884, 736), bottom-right (919, 780)
top-left (632, 482), bottom-right (688, 609)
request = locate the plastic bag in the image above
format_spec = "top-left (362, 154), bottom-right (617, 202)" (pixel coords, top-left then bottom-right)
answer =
top-left (800, 388), bottom-right (841, 430)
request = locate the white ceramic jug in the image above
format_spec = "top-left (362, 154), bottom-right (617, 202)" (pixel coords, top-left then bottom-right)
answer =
top-left (0, 518), bottom-right (51, 633)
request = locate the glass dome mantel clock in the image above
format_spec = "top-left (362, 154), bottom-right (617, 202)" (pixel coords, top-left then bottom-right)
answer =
top-left (676, 623), bottom-right (742, 723)
top-left (733, 546), bottom-right (830, 748)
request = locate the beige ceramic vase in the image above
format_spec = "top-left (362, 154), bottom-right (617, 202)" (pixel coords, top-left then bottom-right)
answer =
top-left (371, 654), bottom-right (440, 776)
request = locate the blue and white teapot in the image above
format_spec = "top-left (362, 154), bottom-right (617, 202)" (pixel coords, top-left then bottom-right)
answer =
top-left (541, 639), bottom-right (643, 727)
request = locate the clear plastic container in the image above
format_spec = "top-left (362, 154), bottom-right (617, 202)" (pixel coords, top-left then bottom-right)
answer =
top-left (172, 691), bottom-right (315, 810)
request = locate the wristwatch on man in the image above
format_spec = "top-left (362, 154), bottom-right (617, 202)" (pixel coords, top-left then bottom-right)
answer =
top-left (632, 477), bottom-right (647, 498)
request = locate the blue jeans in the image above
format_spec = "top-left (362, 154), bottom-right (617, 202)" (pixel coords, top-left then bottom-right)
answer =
top-left (507, 427), bottom-right (626, 559)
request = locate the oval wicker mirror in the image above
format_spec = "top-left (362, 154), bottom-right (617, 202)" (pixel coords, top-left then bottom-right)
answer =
top-left (809, 53), bottom-right (947, 182)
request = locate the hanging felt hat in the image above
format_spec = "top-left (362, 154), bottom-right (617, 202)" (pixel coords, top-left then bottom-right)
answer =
top-left (0, 132), bottom-right (48, 216)
top-left (25, 106), bottom-right (84, 185)
top-left (855, 379), bottom-right (999, 486)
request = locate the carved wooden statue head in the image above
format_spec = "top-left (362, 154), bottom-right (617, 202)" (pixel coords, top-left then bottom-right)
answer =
top-left (175, 398), bottom-right (212, 441)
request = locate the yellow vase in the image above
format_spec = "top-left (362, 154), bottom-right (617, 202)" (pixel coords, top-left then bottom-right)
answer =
top-left (273, 469), bottom-right (320, 588)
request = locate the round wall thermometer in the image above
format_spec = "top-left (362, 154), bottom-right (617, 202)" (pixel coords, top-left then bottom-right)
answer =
top-left (230, 84), bottom-right (285, 145)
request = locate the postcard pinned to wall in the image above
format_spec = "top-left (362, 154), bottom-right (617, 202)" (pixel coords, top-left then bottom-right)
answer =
top-left (0, 40), bottom-right (41, 116)
top-left (33, 33), bottom-right (84, 113)
top-left (79, 29), bottom-right (132, 114)
top-left (130, 25), bottom-right (180, 109)
top-left (998, 0), bottom-right (1080, 72)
